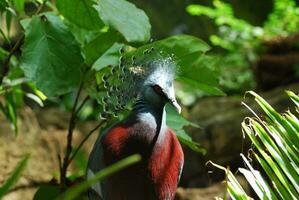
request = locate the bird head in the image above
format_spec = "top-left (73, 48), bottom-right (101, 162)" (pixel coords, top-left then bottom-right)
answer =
top-left (141, 60), bottom-right (181, 113)
top-left (100, 47), bottom-right (181, 118)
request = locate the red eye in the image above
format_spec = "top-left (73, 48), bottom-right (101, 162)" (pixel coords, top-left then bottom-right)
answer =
top-left (153, 84), bottom-right (162, 94)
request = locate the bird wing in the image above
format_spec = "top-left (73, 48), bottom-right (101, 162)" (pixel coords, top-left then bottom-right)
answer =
top-left (86, 123), bottom-right (131, 199)
top-left (87, 133), bottom-right (105, 200)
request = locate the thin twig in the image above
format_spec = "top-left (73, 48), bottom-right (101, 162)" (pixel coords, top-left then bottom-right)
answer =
top-left (0, 35), bottom-right (24, 84)
top-left (68, 120), bottom-right (107, 164)
top-left (60, 81), bottom-right (84, 188)
top-left (58, 153), bottom-right (62, 176)
top-left (75, 95), bottom-right (90, 115)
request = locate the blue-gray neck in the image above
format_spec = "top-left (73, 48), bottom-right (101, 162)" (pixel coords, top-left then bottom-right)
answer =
top-left (131, 98), bottom-right (167, 142)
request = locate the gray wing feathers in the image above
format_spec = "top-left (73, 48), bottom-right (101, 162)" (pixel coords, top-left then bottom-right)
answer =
top-left (87, 135), bottom-right (105, 200)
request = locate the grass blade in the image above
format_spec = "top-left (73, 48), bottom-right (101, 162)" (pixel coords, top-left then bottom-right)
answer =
top-left (57, 154), bottom-right (141, 200)
top-left (0, 154), bottom-right (30, 197)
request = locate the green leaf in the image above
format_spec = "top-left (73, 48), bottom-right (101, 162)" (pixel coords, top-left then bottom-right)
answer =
top-left (0, 0), bottom-right (8, 13)
top-left (33, 185), bottom-right (60, 200)
top-left (177, 77), bottom-right (225, 96)
top-left (20, 13), bottom-right (83, 97)
top-left (92, 43), bottom-right (124, 71)
top-left (240, 154), bottom-right (278, 200)
top-left (166, 104), bottom-right (206, 154)
top-left (56, 0), bottom-right (104, 30)
top-left (3, 93), bottom-right (18, 135)
top-left (0, 47), bottom-right (9, 61)
top-left (12, 0), bottom-right (24, 13)
top-left (0, 154), bottom-right (30, 197)
top-left (20, 18), bottom-right (31, 30)
top-left (94, 0), bottom-right (151, 43)
top-left (125, 35), bottom-right (222, 95)
top-left (83, 30), bottom-right (120, 65)
top-left (286, 90), bottom-right (299, 107)
top-left (57, 154), bottom-right (141, 200)
top-left (6, 10), bottom-right (12, 36)
top-left (154, 34), bottom-right (210, 56)
top-left (209, 162), bottom-right (252, 200)
top-left (130, 35), bottom-right (210, 58)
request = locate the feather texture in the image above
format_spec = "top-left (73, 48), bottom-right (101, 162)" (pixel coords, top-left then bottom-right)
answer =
top-left (87, 104), bottom-right (183, 200)
top-left (88, 50), bottom-right (183, 200)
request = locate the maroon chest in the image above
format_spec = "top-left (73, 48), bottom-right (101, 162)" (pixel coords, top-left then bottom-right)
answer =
top-left (101, 123), bottom-right (184, 200)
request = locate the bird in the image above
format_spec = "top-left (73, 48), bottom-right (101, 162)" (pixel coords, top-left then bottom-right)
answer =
top-left (87, 48), bottom-right (184, 200)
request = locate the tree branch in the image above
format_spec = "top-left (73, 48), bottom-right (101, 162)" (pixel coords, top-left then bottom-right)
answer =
top-left (68, 120), bottom-right (107, 165)
top-left (0, 35), bottom-right (24, 85)
top-left (75, 95), bottom-right (90, 116)
top-left (60, 81), bottom-right (84, 188)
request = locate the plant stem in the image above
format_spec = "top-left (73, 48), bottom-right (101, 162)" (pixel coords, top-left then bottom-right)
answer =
top-left (60, 82), bottom-right (84, 188)
top-left (68, 120), bottom-right (107, 165)
top-left (75, 95), bottom-right (90, 116)
top-left (0, 35), bottom-right (24, 85)
top-left (0, 0), bottom-right (47, 85)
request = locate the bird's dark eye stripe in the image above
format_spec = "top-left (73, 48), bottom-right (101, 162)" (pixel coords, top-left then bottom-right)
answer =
top-left (151, 84), bottom-right (170, 101)
top-left (152, 84), bottom-right (162, 94)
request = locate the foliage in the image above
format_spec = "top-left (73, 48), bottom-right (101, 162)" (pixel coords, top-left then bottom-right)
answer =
top-left (57, 154), bottom-right (141, 200)
top-left (166, 104), bottom-right (206, 154)
top-left (0, 0), bottom-right (223, 198)
top-left (187, 0), bottom-right (299, 94)
top-left (211, 91), bottom-right (299, 199)
top-left (20, 13), bottom-right (84, 97)
top-left (0, 154), bottom-right (30, 198)
top-left (33, 154), bottom-right (141, 200)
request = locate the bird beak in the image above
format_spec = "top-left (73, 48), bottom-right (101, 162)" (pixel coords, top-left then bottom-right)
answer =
top-left (170, 99), bottom-right (181, 114)
top-left (165, 85), bottom-right (181, 114)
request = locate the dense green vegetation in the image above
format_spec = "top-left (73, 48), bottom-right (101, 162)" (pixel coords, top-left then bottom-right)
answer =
top-left (188, 0), bottom-right (299, 94)
top-left (1, 0), bottom-right (299, 199)
top-left (211, 91), bottom-right (299, 199)
top-left (0, 0), bottom-right (217, 198)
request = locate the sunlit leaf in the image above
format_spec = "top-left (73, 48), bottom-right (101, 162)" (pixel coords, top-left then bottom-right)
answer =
top-left (20, 13), bottom-right (83, 97)
top-left (94, 0), bottom-right (151, 42)
top-left (56, 0), bottom-right (104, 30)
top-left (12, 0), bottom-right (24, 13)
top-left (83, 30), bottom-right (120, 65)
top-left (166, 104), bottom-right (205, 154)
top-left (92, 43), bottom-right (124, 71)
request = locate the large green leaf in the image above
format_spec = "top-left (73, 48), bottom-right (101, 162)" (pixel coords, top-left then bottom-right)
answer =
top-left (20, 13), bottom-right (83, 97)
top-left (12, 0), bottom-right (24, 13)
top-left (0, 154), bottom-right (30, 197)
top-left (128, 35), bottom-right (210, 58)
top-left (126, 35), bottom-right (223, 95)
top-left (92, 43), bottom-right (124, 71)
top-left (56, 0), bottom-right (104, 30)
top-left (83, 30), bottom-right (120, 65)
top-left (94, 0), bottom-right (151, 43)
top-left (166, 104), bottom-right (206, 154)
top-left (153, 34), bottom-right (210, 56)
